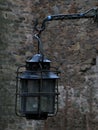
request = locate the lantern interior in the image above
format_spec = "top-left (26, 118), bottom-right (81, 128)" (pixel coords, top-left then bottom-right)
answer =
top-left (20, 78), bottom-right (57, 119)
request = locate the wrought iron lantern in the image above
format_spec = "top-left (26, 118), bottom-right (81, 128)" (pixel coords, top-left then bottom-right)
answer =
top-left (15, 7), bottom-right (98, 120)
top-left (15, 35), bottom-right (59, 120)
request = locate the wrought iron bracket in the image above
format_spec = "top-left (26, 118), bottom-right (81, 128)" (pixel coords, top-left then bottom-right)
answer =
top-left (34, 7), bottom-right (98, 36)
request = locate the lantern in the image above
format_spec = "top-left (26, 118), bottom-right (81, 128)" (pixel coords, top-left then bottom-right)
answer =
top-left (15, 54), bottom-right (59, 120)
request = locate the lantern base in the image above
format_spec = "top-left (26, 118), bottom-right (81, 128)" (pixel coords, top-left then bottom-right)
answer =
top-left (25, 113), bottom-right (48, 120)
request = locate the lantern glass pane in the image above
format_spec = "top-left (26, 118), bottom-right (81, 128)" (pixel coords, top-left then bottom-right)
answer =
top-left (21, 80), bottom-right (27, 92)
top-left (20, 79), bottom-right (39, 113)
top-left (40, 79), bottom-right (55, 113)
top-left (26, 97), bottom-right (38, 112)
top-left (41, 79), bottom-right (55, 92)
top-left (41, 96), bottom-right (54, 113)
top-left (20, 80), bottom-right (27, 112)
top-left (26, 80), bottom-right (39, 112)
top-left (27, 80), bottom-right (39, 92)
top-left (21, 80), bottom-right (39, 93)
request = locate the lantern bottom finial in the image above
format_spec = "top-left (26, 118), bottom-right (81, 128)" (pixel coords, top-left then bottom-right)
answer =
top-left (25, 113), bottom-right (48, 120)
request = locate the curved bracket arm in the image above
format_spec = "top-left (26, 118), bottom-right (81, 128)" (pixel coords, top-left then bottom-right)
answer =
top-left (34, 7), bottom-right (98, 36)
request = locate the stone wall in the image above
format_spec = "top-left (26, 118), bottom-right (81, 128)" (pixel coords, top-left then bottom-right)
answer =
top-left (0, 0), bottom-right (98, 130)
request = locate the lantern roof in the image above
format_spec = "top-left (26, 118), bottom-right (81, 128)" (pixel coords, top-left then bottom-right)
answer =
top-left (19, 71), bottom-right (59, 79)
top-left (26, 54), bottom-right (51, 63)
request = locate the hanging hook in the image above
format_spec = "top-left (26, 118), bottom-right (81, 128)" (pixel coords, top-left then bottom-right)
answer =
top-left (33, 18), bottom-right (47, 37)
top-left (33, 34), bottom-right (44, 58)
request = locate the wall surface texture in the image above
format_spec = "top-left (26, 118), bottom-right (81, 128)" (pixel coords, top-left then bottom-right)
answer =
top-left (0, 0), bottom-right (98, 130)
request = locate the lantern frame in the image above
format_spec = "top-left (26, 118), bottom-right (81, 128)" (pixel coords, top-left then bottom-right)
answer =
top-left (15, 54), bottom-right (60, 120)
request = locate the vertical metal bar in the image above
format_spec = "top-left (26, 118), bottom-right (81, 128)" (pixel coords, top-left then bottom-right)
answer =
top-left (38, 63), bottom-right (43, 117)
top-left (15, 65), bottom-right (25, 117)
top-left (15, 69), bottom-right (19, 116)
